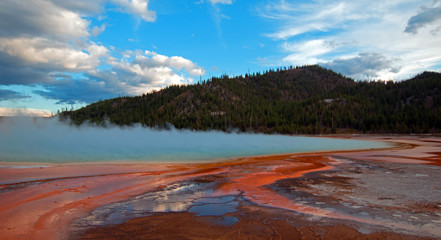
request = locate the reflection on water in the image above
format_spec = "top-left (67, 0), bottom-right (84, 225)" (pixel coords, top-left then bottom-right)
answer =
top-left (189, 196), bottom-right (238, 216)
top-left (73, 180), bottom-right (240, 230)
top-left (130, 183), bottom-right (209, 213)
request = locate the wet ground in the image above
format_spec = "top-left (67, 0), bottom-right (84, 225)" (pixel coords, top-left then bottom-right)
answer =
top-left (77, 159), bottom-right (440, 239)
top-left (76, 137), bottom-right (441, 239)
top-left (272, 156), bottom-right (441, 237)
top-left (70, 180), bottom-right (242, 235)
top-left (1, 136), bottom-right (440, 239)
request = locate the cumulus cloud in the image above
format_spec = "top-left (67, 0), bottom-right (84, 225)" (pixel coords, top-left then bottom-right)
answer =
top-left (92, 25), bottom-right (106, 37)
top-left (0, 0), bottom-right (110, 87)
top-left (111, 0), bottom-right (156, 22)
top-left (325, 53), bottom-right (401, 79)
top-left (0, 51), bottom-right (53, 85)
top-left (97, 51), bottom-right (205, 95)
top-left (0, 0), bottom-right (90, 39)
top-left (0, 37), bottom-right (108, 71)
top-left (49, 0), bottom-right (105, 13)
top-left (404, 1), bottom-right (441, 34)
top-left (0, 36), bottom-right (110, 88)
top-left (31, 51), bottom-right (205, 104)
top-left (0, 0), bottom-right (157, 41)
top-left (141, 51), bottom-right (206, 76)
top-left (0, 37), bottom-right (204, 104)
top-left (259, 0), bottom-right (441, 80)
top-left (0, 0), bottom-right (205, 108)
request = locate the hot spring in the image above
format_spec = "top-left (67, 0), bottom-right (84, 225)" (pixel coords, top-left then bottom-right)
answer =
top-left (0, 117), bottom-right (389, 164)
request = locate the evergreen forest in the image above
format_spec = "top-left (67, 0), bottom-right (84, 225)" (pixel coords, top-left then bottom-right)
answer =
top-left (60, 65), bottom-right (441, 134)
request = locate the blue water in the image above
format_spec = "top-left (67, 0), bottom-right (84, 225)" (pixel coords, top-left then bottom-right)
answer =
top-left (0, 117), bottom-right (389, 163)
top-left (189, 196), bottom-right (238, 216)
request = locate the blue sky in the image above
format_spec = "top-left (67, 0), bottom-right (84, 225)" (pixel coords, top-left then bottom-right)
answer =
top-left (0, 0), bottom-right (440, 116)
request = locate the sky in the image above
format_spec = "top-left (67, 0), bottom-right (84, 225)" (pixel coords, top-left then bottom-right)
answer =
top-left (0, 0), bottom-right (440, 116)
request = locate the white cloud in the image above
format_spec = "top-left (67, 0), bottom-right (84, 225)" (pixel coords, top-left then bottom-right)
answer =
top-left (100, 51), bottom-right (205, 95)
top-left (0, 37), bottom-right (108, 71)
top-left (0, 0), bottom-right (205, 111)
top-left (49, 0), bottom-right (105, 13)
top-left (282, 39), bottom-right (336, 65)
top-left (0, 0), bottom-right (109, 86)
top-left (0, 0), bottom-right (161, 88)
top-left (0, 0), bottom-right (90, 39)
top-left (34, 50), bottom-right (206, 104)
top-left (210, 0), bottom-right (232, 5)
top-left (260, 0), bottom-right (441, 80)
top-left (261, 1), bottom-right (375, 40)
top-left (143, 51), bottom-right (205, 76)
top-left (111, 0), bottom-right (156, 22)
top-left (92, 25), bottom-right (106, 37)
top-left (266, 23), bottom-right (326, 40)
top-left (0, 0), bottom-right (157, 40)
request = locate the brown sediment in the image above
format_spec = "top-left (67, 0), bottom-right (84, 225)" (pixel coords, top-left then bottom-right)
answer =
top-left (335, 136), bottom-right (441, 166)
top-left (79, 207), bottom-right (431, 240)
top-left (1, 136), bottom-right (441, 239)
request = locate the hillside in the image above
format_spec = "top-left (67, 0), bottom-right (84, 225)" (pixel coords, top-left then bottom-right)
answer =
top-left (60, 65), bottom-right (441, 134)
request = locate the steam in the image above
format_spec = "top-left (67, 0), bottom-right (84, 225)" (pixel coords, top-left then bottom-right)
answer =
top-left (0, 117), bottom-right (387, 163)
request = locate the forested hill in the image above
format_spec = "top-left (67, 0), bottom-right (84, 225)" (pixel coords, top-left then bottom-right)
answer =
top-left (60, 65), bottom-right (441, 134)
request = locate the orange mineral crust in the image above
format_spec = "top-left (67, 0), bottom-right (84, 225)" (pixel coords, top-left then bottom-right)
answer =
top-left (0, 164), bottom-right (227, 240)
top-left (1, 136), bottom-right (440, 239)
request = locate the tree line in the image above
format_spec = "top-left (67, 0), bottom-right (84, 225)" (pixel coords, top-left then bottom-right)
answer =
top-left (60, 65), bottom-right (441, 134)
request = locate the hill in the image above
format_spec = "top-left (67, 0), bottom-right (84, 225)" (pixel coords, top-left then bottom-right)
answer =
top-left (60, 65), bottom-right (441, 134)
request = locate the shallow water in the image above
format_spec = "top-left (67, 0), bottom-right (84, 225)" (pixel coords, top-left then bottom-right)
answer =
top-left (73, 181), bottom-right (219, 227)
top-left (189, 196), bottom-right (238, 216)
top-left (0, 117), bottom-right (389, 163)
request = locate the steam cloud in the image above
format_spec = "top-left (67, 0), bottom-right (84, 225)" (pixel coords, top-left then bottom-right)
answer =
top-left (0, 117), bottom-right (387, 163)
